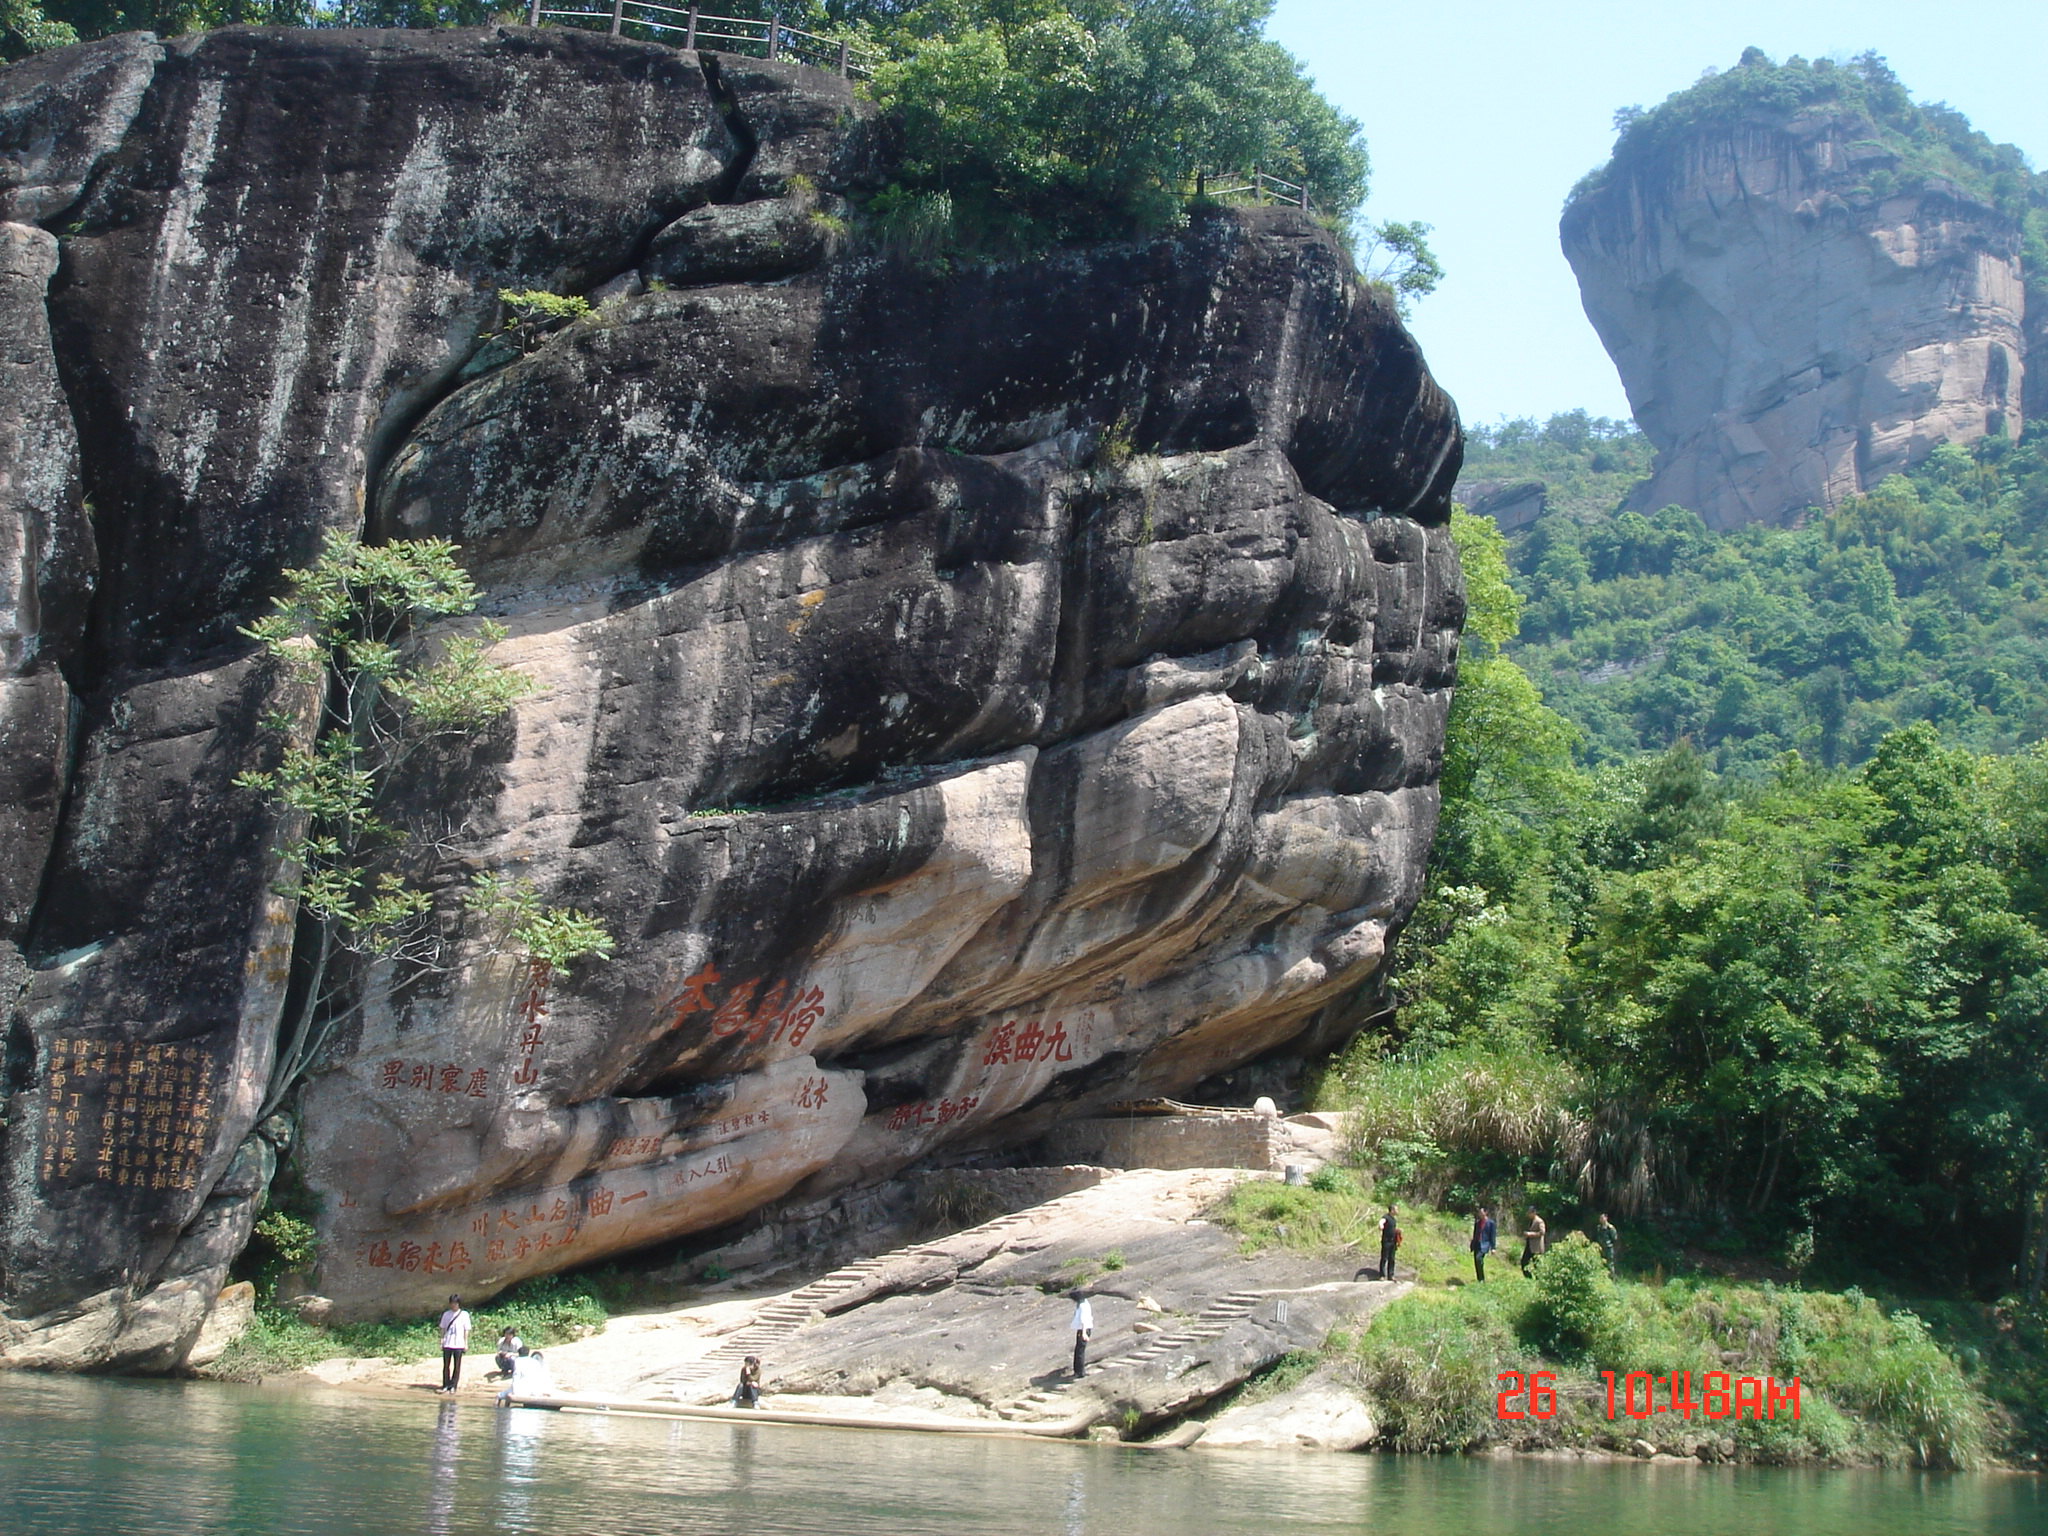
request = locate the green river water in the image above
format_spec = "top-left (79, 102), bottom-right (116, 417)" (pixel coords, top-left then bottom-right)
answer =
top-left (2, 1374), bottom-right (2043, 1535)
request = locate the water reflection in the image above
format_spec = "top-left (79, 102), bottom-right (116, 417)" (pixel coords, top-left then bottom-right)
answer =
top-left (428, 1400), bottom-right (462, 1536)
top-left (1, 1374), bottom-right (2042, 1536)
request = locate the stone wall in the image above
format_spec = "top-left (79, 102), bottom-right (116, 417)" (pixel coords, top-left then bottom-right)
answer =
top-left (1044, 1114), bottom-right (1281, 1171)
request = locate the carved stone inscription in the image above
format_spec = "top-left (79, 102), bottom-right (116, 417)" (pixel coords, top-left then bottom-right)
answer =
top-left (38, 1037), bottom-right (219, 1194)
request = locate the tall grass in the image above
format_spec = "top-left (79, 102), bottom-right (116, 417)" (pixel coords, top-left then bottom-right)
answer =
top-left (1323, 1040), bottom-right (1581, 1204)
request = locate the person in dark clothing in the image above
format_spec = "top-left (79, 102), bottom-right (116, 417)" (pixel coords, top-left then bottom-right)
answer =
top-left (1595, 1213), bottom-right (1619, 1272)
top-left (1069, 1291), bottom-right (1093, 1377)
top-left (1378, 1204), bottom-right (1401, 1280)
top-left (437, 1294), bottom-right (472, 1393)
top-left (733, 1355), bottom-right (763, 1408)
top-left (1470, 1206), bottom-right (1496, 1282)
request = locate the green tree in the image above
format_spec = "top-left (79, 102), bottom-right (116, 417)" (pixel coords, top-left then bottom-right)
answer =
top-left (236, 533), bottom-right (611, 1117)
top-left (866, 0), bottom-right (1367, 245)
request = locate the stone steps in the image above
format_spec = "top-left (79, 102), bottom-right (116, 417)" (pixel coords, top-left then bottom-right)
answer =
top-left (988, 1288), bottom-right (1277, 1420)
top-left (656, 1172), bottom-right (1154, 1402)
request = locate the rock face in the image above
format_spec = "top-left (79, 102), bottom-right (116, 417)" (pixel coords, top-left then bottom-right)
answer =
top-left (0, 26), bottom-right (1461, 1366)
top-left (1563, 105), bottom-right (2026, 528)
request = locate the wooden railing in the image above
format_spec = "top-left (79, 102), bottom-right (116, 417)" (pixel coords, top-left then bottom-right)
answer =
top-left (521, 7), bottom-right (1320, 211)
top-left (1197, 168), bottom-right (1312, 211)
top-left (525, 2), bottom-right (878, 77)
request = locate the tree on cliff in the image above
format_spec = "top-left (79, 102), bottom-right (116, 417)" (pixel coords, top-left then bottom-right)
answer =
top-left (236, 533), bottom-right (611, 1117)
top-left (855, 1), bottom-right (1368, 242)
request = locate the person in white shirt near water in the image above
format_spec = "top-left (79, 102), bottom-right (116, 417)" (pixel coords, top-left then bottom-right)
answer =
top-left (437, 1295), bottom-right (473, 1394)
top-left (1069, 1290), bottom-right (1094, 1378)
top-left (496, 1347), bottom-right (553, 1407)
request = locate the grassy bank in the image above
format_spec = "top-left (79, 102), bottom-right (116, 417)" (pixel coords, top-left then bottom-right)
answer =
top-left (1212, 1174), bottom-right (2001, 1468)
top-left (200, 1273), bottom-right (613, 1383)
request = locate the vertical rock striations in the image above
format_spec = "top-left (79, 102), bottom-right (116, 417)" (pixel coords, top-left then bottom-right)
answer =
top-left (1563, 78), bottom-right (2026, 529)
top-left (0, 26), bottom-right (1460, 1363)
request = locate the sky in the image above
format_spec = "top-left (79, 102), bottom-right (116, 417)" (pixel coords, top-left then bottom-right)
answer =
top-left (1264, 1), bottom-right (2048, 431)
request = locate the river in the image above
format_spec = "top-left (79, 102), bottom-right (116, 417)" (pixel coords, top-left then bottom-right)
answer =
top-left (2, 1374), bottom-right (2041, 1535)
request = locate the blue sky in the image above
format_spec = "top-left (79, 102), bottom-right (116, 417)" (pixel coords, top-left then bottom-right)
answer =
top-left (1264, 1), bottom-right (2048, 430)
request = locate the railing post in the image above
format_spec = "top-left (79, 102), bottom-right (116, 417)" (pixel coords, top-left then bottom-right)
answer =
top-left (766, 11), bottom-right (779, 59)
top-left (685, 3), bottom-right (697, 49)
top-left (837, 38), bottom-right (849, 76)
top-left (609, 0), bottom-right (623, 35)
top-left (525, 0), bottom-right (540, 25)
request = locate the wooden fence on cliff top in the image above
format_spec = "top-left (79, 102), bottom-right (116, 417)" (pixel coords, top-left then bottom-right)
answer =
top-left (525, 2), bottom-right (879, 77)
top-left (521, 6), bottom-right (1316, 209)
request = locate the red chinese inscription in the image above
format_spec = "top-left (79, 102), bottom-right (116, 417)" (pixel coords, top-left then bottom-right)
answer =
top-left (981, 1019), bottom-right (1073, 1067)
top-left (885, 1095), bottom-right (982, 1132)
top-left (377, 1058), bottom-right (490, 1097)
top-left (658, 964), bottom-right (827, 1049)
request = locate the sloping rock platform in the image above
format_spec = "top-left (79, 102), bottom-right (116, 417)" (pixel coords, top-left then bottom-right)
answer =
top-left (418, 1168), bottom-right (1405, 1440)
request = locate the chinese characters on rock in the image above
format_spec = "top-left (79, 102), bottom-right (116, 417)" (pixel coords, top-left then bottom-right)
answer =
top-left (40, 1036), bottom-right (218, 1193)
top-left (982, 1019), bottom-right (1073, 1067)
top-left (886, 1095), bottom-right (981, 1131)
top-left (512, 960), bottom-right (552, 1088)
top-left (377, 1059), bottom-right (490, 1097)
top-left (658, 964), bottom-right (826, 1049)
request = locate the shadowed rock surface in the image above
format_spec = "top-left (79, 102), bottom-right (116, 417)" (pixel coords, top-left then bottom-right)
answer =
top-left (1563, 98), bottom-right (2026, 529)
top-left (0, 26), bottom-right (1461, 1369)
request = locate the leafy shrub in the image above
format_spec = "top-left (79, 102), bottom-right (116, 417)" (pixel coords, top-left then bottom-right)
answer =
top-left (243, 1211), bottom-right (320, 1302)
top-left (1307, 1165), bottom-right (1357, 1195)
top-left (1327, 1038), bottom-right (1580, 1200)
top-left (493, 289), bottom-right (593, 353)
top-left (1524, 1234), bottom-right (1620, 1361)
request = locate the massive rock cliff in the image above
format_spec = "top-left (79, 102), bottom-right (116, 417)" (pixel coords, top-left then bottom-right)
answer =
top-left (1562, 93), bottom-right (2026, 529)
top-left (0, 25), bottom-right (1461, 1368)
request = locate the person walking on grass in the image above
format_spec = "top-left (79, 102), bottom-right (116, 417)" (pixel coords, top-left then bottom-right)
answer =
top-left (1378, 1204), bottom-right (1401, 1281)
top-left (1069, 1290), bottom-right (1094, 1378)
top-left (1595, 1213), bottom-right (1619, 1272)
top-left (1470, 1206), bottom-right (1496, 1282)
top-left (1521, 1211), bottom-right (1547, 1276)
top-left (437, 1294), bottom-right (472, 1394)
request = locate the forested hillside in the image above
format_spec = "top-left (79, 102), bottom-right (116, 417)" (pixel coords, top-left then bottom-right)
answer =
top-left (1507, 436), bottom-right (2048, 770)
top-left (1348, 503), bottom-right (2048, 1307)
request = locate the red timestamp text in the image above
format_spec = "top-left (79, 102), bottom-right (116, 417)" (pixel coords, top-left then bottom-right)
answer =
top-left (1494, 1370), bottom-right (1799, 1421)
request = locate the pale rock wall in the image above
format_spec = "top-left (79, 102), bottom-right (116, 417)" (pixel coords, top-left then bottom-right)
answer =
top-left (1563, 109), bottom-right (2026, 528)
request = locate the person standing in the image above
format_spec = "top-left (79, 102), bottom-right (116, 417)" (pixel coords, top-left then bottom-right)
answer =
top-left (438, 1294), bottom-right (473, 1394)
top-left (1521, 1211), bottom-right (1547, 1276)
top-left (1069, 1290), bottom-right (1094, 1377)
top-left (1378, 1204), bottom-right (1401, 1281)
top-left (1595, 1213), bottom-right (1619, 1272)
top-left (1470, 1206), bottom-right (1496, 1282)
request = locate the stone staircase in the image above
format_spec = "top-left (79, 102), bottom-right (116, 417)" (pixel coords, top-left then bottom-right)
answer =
top-left (652, 1173), bottom-right (1156, 1404)
top-left (990, 1288), bottom-right (1271, 1422)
